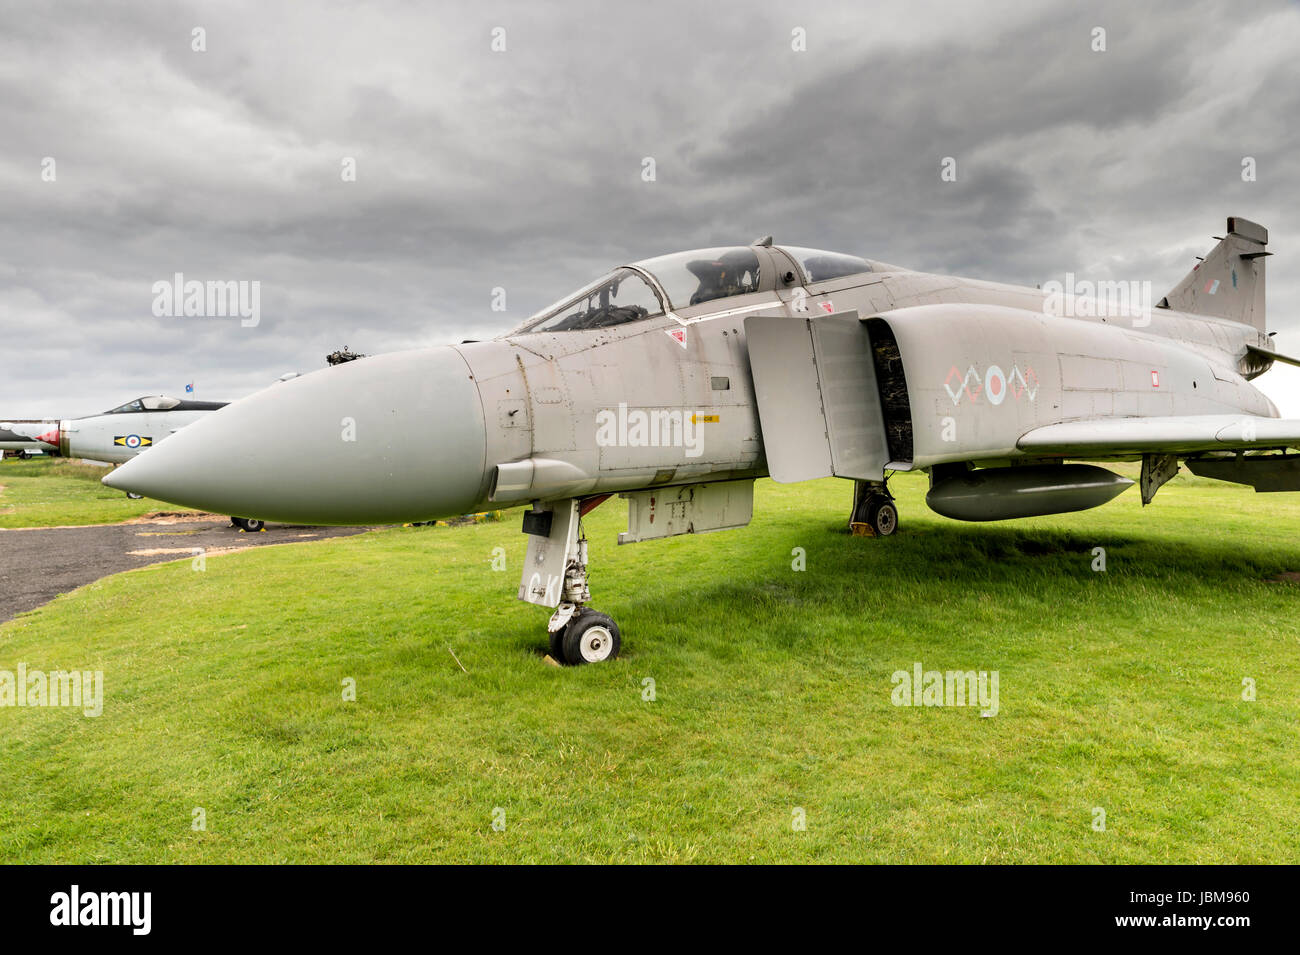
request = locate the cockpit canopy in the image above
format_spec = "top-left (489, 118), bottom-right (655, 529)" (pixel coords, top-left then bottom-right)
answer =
top-left (633, 246), bottom-right (763, 308)
top-left (515, 244), bottom-right (872, 334)
top-left (104, 396), bottom-right (183, 414)
top-left (521, 267), bottom-right (664, 333)
top-left (779, 247), bottom-right (871, 284)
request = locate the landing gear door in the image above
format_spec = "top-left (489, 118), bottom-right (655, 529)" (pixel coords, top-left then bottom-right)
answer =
top-left (745, 311), bottom-right (889, 483)
top-left (518, 499), bottom-right (580, 608)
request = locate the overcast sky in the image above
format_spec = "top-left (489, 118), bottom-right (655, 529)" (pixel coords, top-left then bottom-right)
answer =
top-left (3, 0), bottom-right (1300, 418)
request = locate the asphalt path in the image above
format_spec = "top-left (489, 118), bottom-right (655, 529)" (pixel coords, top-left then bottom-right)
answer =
top-left (0, 517), bottom-right (371, 623)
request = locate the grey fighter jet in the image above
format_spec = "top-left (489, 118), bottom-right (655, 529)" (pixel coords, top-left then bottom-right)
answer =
top-left (104, 217), bottom-right (1299, 663)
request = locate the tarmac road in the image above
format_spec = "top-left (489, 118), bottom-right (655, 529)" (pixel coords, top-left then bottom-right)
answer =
top-left (0, 517), bottom-right (371, 623)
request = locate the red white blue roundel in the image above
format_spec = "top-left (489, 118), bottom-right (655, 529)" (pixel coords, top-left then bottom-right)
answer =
top-left (113, 434), bottom-right (153, 449)
top-left (984, 365), bottom-right (1007, 405)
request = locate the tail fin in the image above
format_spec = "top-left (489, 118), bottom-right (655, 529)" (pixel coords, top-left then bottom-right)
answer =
top-left (1158, 217), bottom-right (1269, 330)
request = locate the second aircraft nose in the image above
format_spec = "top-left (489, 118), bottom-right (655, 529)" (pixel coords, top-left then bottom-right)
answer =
top-left (103, 347), bottom-right (489, 524)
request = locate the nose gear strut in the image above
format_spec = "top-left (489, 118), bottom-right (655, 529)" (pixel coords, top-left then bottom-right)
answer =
top-left (519, 496), bottom-right (621, 664)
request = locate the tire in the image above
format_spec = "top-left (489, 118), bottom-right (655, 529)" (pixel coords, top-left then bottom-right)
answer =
top-left (232, 517), bottom-right (265, 532)
top-left (561, 611), bottom-right (621, 665)
top-left (867, 498), bottom-right (898, 537)
top-left (550, 608), bottom-right (591, 659)
top-left (548, 619), bottom-right (571, 660)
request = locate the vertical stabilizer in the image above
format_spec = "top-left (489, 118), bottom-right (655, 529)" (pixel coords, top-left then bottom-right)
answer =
top-left (1158, 217), bottom-right (1269, 330)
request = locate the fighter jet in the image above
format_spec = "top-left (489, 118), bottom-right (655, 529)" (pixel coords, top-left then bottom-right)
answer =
top-left (15, 395), bottom-right (229, 465)
top-left (0, 421), bottom-right (53, 459)
top-left (105, 216), bottom-right (1299, 663)
top-left (14, 394), bottom-right (264, 531)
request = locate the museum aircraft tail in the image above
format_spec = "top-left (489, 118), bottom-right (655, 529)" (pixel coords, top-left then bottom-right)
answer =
top-left (1157, 216), bottom-right (1269, 330)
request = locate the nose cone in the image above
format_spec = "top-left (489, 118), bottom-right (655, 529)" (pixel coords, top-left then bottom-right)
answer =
top-left (103, 347), bottom-right (489, 524)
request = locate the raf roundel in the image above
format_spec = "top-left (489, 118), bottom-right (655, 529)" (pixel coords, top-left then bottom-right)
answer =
top-left (985, 365), bottom-right (1007, 406)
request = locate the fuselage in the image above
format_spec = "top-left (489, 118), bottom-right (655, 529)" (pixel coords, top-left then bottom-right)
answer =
top-left (60, 409), bottom-right (218, 463)
top-left (100, 244), bottom-right (1279, 524)
top-left (0, 421), bottom-right (50, 454)
top-left (459, 252), bottom-right (1275, 509)
top-left (16, 396), bottom-right (229, 464)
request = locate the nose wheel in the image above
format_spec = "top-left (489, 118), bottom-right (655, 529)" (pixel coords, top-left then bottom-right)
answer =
top-left (550, 608), bottom-right (621, 665)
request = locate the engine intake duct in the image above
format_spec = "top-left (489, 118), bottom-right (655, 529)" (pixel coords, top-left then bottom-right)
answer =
top-left (927, 464), bottom-right (1133, 522)
top-left (865, 317), bottom-right (912, 465)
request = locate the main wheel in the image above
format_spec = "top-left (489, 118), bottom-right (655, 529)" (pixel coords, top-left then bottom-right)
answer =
top-left (232, 517), bottom-right (265, 532)
top-left (561, 611), bottom-right (621, 665)
top-left (866, 497), bottom-right (898, 537)
top-left (126, 492), bottom-right (143, 500)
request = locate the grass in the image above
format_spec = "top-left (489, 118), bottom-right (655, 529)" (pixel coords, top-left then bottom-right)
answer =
top-left (0, 457), bottom-right (196, 527)
top-left (0, 470), bottom-right (1297, 863)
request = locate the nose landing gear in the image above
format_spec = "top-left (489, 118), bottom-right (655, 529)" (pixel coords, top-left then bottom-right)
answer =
top-left (522, 497), bottom-right (622, 665)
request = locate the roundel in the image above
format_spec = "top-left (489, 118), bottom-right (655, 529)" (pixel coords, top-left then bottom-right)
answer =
top-left (984, 365), bottom-right (1007, 406)
top-left (125, 434), bottom-right (142, 449)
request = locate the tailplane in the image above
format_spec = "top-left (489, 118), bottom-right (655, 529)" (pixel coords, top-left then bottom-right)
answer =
top-left (1157, 216), bottom-right (1269, 330)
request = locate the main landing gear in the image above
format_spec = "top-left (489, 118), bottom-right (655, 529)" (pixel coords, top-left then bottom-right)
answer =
top-left (121, 490), bottom-right (264, 532)
top-left (520, 496), bottom-right (622, 665)
top-left (849, 479), bottom-right (898, 537)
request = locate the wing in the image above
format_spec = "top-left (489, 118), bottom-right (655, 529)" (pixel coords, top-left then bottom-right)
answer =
top-left (1017, 414), bottom-right (1300, 455)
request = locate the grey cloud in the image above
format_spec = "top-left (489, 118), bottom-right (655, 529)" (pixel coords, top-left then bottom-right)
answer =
top-left (1, 0), bottom-right (1298, 416)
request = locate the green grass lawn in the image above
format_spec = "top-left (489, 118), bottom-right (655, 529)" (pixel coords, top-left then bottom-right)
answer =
top-left (0, 470), bottom-right (1297, 863)
top-left (0, 457), bottom-right (196, 527)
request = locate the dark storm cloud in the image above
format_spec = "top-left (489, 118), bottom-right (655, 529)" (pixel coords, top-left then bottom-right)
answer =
top-left (1, 0), bottom-right (1299, 416)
